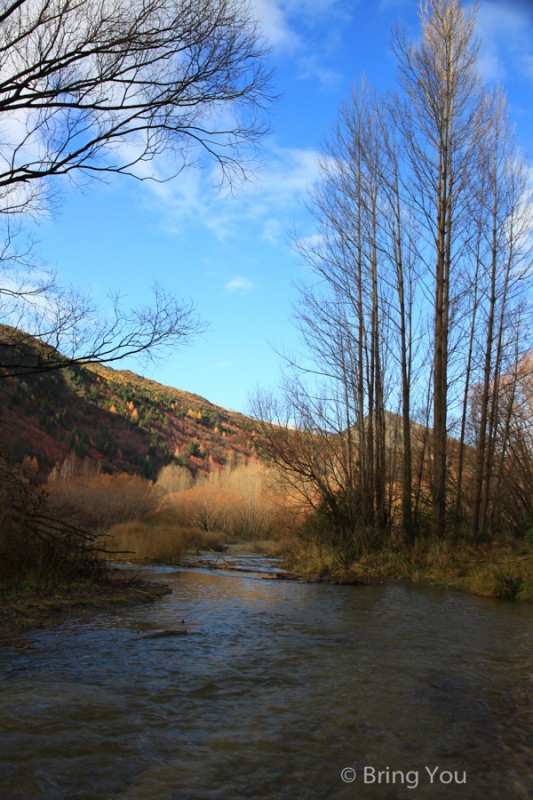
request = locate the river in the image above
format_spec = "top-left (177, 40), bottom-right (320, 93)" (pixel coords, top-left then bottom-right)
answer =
top-left (1, 559), bottom-right (532, 799)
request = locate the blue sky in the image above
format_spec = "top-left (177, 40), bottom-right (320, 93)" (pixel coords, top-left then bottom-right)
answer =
top-left (32, 0), bottom-right (533, 414)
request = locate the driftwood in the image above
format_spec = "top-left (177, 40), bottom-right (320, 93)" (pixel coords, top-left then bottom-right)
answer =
top-left (137, 629), bottom-right (188, 640)
top-left (182, 556), bottom-right (264, 571)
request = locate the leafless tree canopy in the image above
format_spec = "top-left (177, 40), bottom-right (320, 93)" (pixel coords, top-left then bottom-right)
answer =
top-left (0, 0), bottom-right (273, 214)
top-left (0, 0), bottom-right (273, 372)
top-left (0, 283), bottom-right (204, 376)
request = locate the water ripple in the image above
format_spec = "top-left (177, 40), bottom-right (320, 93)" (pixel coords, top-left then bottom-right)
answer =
top-left (0, 565), bottom-right (532, 799)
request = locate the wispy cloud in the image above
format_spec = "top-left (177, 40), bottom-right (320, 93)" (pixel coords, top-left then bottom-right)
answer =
top-left (297, 56), bottom-right (343, 89)
top-left (225, 277), bottom-right (256, 296)
top-left (252, 0), bottom-right (300, 51)
top-left (252, 0), bottom-right (352, 87)
top-left (261, 217), bottom-right (285, 245)
top-left (474, 0), bottom-right (533, 84)
top-left (139, 140), bottom-right (322, 243)
top-left (252, 0), bottom-right (351, 50)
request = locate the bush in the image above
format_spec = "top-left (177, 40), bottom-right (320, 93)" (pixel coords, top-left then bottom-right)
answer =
top-left (485, 565), bottom-right (525, 601)
top-left (0, 459), bottom-right (100, 585)
top-left (155, 461), bottom-right (289, 542)
top-left (157, 463), bottom-right (193, 494)
top-left (48, 473), bottom-right (158, 530)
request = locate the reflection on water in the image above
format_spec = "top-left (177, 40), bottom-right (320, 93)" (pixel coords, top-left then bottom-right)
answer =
top-left (0, 564), bottom-right (532, 799)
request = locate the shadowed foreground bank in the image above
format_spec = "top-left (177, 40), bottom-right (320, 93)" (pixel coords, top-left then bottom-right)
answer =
top-left (0, 572), bottom-right (170, 635)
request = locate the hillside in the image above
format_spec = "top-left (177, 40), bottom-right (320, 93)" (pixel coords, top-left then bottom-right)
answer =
top-left (0, 329), bottom-right (258, 482)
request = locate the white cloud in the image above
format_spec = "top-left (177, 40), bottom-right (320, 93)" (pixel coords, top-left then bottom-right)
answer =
top-left (297, 56), bottom-right (343, 88)
top-left (294, 231), bottom-right (324, 251)
top-left (139, 140), bottom-right (322, 243)
top-left (252, 0), bottom-right (300, 50)
top-left (251, 0), bottom-right (353, 86)
top-left (261, 217), bottom-right (285, 244)
top-left (252, 0), bottom-right (350, 47)
top-left (225, 276), bottom-right (256, 295)
top-left (474, 0), bottom-right (533, 83)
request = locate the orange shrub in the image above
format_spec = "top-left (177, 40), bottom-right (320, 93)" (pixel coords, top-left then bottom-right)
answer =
top-left (156, 461), bottom-right (296, 541)
top-left (48, 473), bottom-right (158, 530)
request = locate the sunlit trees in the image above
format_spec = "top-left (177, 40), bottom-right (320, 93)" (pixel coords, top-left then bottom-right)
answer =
top-left (158, 461), bottom-right (281, 541)
top-left (254, 0), bottom-right (532, 554)
top-left (0, 0), bottom-right (273, 373)
top-left (393, 0), bottom-right (488, 536)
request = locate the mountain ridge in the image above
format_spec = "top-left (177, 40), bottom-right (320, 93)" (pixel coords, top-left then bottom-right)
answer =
top-left (0, 329), bottom-right (258, 482)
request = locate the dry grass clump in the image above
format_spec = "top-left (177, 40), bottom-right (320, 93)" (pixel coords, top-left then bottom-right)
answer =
top-left (101, 520), bottom-right (227, 562)
top-left (372, 541), bottom-right (533, 600)
top-left (444, 551), bottom-right (533, 601)
top-left (283, 531), bottom-right (533, 600)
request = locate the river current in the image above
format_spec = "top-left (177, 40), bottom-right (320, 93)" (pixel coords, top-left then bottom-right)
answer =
top-left (1, 559), bottom-right (532, 799)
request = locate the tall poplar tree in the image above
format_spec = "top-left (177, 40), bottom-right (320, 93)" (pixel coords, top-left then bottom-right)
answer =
top-left (393, 0), bottom-right (485, 536)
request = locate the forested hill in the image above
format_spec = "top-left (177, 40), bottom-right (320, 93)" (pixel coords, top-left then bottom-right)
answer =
top-left (0, 331), bottom-right (257, 482)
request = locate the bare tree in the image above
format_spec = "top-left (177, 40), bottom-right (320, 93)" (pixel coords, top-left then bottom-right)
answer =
top-left (252, 85), bottom-right (397, 559)
top-left (468, 92), bottom-right (528, 536)
top-left (0, 283), bottom-right (204, 376)
top-left (257, 0), bottom-right (532, 559)
top-left (378, 98), bottom-right (424, 540)
top-left (498, 351), bottom-right (533, 535)
top-left (252, 384), bottom-right (380, 562)
top-left (393, 0), bottom-right (486, 536)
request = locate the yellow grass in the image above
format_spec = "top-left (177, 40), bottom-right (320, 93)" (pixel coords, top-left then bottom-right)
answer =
top-left (286, 537), bottom-right (533, 600)
top-left (100, 520), bottom-right (226, 562)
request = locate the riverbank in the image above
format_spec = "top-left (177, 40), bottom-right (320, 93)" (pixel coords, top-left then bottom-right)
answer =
top-left (287, 540), bottom-right (533, 600)
top-left (0, 570), bottom-right (171, 636)
top-left (149, 539), bottom-right (533, 602)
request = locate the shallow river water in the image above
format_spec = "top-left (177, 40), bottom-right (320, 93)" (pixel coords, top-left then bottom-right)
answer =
top-left (1, 559), bottom-right (532, 799)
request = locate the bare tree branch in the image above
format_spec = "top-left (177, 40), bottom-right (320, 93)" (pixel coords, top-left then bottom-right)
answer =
top-left (0, 0), bottom-right (273, 372)
top-left (0, 0), bottom-right (274, 212)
